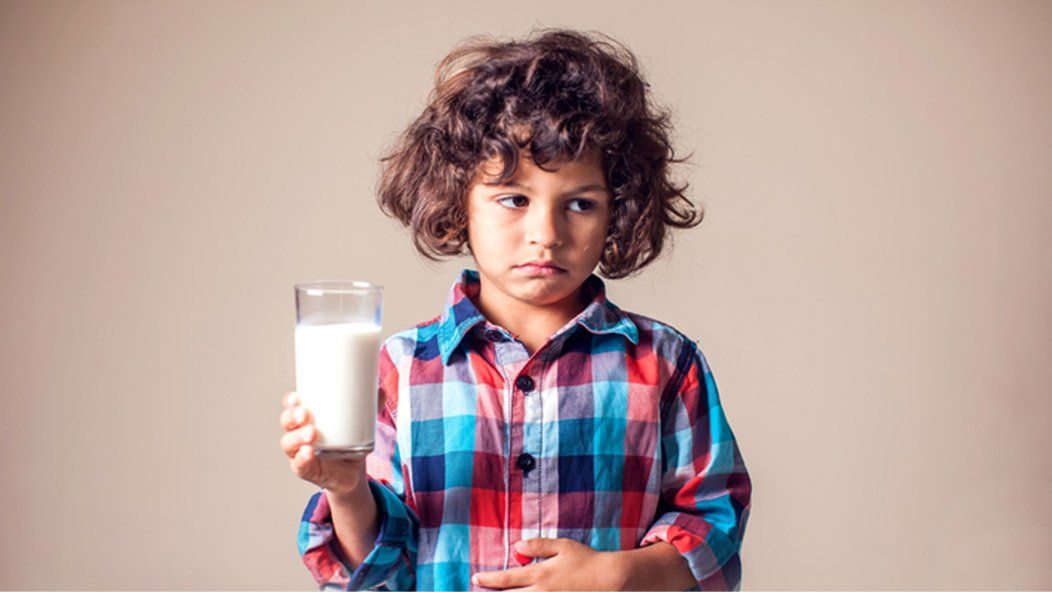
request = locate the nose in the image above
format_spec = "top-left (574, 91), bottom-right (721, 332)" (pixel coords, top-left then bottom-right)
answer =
top-left (525, 204), bottom-right (563, 248)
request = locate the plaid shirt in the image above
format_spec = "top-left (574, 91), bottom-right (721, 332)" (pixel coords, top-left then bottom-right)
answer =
top-left (298, 268), bottom-right (751, 591)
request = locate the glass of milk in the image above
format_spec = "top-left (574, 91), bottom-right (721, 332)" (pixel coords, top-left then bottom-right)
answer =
top-left (294, 280), bottom-right (383, 459)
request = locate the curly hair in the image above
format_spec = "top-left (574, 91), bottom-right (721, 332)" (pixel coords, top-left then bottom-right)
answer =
top-left (375, 27), bottom-right (702, 279)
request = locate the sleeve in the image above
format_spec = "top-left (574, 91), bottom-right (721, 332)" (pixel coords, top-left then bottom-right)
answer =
top-left (296, 342), bottom-right (420, 590)
top-left (639, 341), bottom-right (752, 591)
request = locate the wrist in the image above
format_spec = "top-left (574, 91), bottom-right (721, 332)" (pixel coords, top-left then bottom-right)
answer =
top-left (325, 477), bottom-right (381, 570)
top-left (326, 475), bottom-right (370, 506)
top-left (612, 542), bottom-right (694, 591)
top-left (603, 550), bottom-right (632, 591)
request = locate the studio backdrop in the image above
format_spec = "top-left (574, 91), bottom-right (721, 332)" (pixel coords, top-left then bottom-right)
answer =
top-left (1, 1), bottom-right (1050, 589)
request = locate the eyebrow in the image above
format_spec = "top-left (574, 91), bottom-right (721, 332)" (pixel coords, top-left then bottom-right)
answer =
top-left (490, 181), bottom-right (608, 195)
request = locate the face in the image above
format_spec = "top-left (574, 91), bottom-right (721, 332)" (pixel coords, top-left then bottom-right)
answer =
top-left (465, 148), bottom-right (611, 310)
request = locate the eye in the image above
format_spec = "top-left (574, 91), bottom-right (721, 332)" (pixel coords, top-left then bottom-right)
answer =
top-left (496, 195), bottom-right (529, 209)
top-left (567, 198), bottom-right (598, 213)
top-left (494, 195), bottom-right (599, 213)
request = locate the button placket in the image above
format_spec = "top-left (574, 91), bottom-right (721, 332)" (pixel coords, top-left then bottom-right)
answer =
top-left (517, 370), bottom-right (539, 480)
top-left (493, 335), bottom-right (545, 558)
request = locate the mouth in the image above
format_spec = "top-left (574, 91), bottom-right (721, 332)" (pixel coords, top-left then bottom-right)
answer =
top-left (515, 262), bottom-right (568, 276)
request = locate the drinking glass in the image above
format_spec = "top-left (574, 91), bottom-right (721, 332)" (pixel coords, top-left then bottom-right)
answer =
top-left (293, 280), bottom-right (383, 458)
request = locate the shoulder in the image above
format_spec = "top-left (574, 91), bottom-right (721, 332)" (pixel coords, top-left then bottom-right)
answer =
top-left (622, 309), bottom-right (702, 356)
top-left (378, 314), bottom-right (445, 368)
top-left (621, 309), bottom-right (712, 378)
top-left (374, 316), bottom-right (446, 416)
top-left (619, 311), bottom-right (721, 424)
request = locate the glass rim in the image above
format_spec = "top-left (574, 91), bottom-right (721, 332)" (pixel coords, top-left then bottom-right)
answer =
top-left (294, 280), bottom-right (384, 296)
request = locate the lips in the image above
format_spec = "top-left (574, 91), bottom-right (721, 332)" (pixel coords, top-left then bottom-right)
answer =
top-left (515, 261), bottom-right (567, 276)
top-left (517, 260), bottom-right (566, 271)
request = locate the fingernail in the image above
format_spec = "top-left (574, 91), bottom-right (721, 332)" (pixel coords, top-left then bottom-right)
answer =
top-left (294, 407), bottom-right (304, 421)
top-left (471, 574), bottom-right (479, 585)
top-left (303, 426), bottom-right (313, 441)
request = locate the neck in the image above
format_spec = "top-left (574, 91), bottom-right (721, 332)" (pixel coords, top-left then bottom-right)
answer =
top-left (473, 275), bottom-right (590, 348)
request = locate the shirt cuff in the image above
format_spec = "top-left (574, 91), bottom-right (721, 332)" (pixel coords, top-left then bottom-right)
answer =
top-left (297, 478), bottom-right (416, 590)
top-left (640, 511), bottom-right (743, 591)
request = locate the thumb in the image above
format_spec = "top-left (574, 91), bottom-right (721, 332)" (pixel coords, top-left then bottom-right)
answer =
top-left (514, 537), bottom-right (562, 560)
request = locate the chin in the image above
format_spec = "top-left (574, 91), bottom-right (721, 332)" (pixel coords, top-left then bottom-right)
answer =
top-left (508, 274), bottom-right (580, 303)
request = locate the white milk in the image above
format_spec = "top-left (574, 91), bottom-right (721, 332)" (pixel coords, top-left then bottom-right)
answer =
top-left (294, 321), bottom-right (382, 452)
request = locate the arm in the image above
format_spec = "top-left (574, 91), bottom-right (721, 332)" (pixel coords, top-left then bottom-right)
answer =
top-left (610, 540), bottom-right (697, 591)
top-left (298, 343), bottom-right (420, 590)
top-left (329, 479), bottom-right (379, 571)
top-left (637, 341), bottom-right (752, 591)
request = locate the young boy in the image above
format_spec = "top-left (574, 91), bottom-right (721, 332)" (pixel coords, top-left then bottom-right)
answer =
top-left (279, 28), bottom-right (751, 591)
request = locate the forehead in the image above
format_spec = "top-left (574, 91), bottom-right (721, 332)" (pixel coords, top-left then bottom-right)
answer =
top-left (473, 147), bottom-right (604, 184)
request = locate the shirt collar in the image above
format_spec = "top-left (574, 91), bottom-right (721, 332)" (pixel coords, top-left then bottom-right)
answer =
top-left (436, 268), bottom-right (639, 365)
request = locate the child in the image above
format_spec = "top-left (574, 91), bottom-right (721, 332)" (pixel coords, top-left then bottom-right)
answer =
top-left (279, 28), bottom-right (751, 591)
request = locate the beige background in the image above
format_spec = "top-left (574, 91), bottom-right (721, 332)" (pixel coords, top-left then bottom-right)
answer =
top-left (2, 0), bottom-right (1050, 589)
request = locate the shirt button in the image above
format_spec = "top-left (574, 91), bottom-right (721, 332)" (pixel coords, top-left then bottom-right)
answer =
top-left (515, 375), bottom-right (535, 393)
top-left (516, 452), bottom-right (536, 473)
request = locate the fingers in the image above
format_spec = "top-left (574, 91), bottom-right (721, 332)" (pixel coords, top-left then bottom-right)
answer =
top-left (472, 565), bottom-right (535, 590)
top-left (288, 439), bottom-right (316, 478)
top-left (282, 390), bottom-right (299, 409)
top-left (280, 402), bottom-right (312, 432)
top-left (279, 391), bottom-right (317, 463)
top-left (280, 424), bottom-right (316, 458)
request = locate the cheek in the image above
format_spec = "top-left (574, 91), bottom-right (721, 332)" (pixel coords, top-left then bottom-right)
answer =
top-left (466, 218), bottom-right (515, 262)
top-left (577, 225), bottom-right (608, 256)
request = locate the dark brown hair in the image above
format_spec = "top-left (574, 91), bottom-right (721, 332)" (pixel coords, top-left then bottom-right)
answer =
top-left (375, 27), bottom-right (702, 279)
